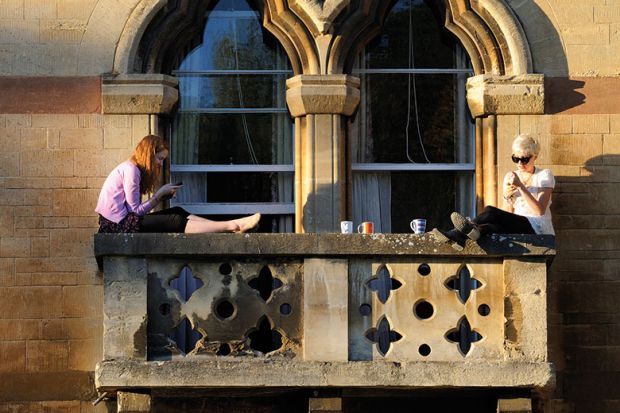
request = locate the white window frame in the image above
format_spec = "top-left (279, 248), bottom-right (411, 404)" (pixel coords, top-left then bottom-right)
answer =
top-left (350, 64), bottom-right (477, 215)
top-left (169, 8), bottom-right (295, 217)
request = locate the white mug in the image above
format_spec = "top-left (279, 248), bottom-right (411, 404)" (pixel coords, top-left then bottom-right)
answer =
top-left (410, 218), bottom-right (427, 234)
top-left (340, 220), bottom-right (353, 234)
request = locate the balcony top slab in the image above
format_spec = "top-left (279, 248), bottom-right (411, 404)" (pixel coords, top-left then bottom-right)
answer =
top-left (96, 359), bottom-right (554, 392)
top-left (94, 233), bottom-right (555, 260)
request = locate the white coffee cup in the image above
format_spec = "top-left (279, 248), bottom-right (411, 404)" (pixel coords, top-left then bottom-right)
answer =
top-left (410, 218), bottom-right (427, 234)
top-left (340, 220), bottom-right (353, 234)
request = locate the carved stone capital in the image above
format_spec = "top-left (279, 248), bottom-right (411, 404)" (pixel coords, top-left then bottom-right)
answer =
top-left (286, 74), bottom-right (360, 117)
top-left (466, 74), bottom-right (545, 117)
top-left (102, 74), bottom-right (178, 114)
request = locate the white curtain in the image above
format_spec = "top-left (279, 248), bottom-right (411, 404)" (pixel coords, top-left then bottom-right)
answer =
top-left (350, 62), bottom-right (392, 233)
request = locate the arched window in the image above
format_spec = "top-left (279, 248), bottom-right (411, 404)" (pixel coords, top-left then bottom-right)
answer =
top-left (350, 0), bottom-right (475, 233)
top-left (170, 0), bottom-right (294, 232)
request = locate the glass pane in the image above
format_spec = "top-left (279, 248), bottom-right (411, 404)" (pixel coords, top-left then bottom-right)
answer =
top-left (179, 74), bottom-right (289, 109)
top-left (179, 1), bottom-right (290, 71)
top-left (352, 73), bottom-right (473, 164)
top-left (169, 172), bottom-right (294, 204)
top-left (172, 113), bottom-right (293, 165)
top-left (364, 0), bottom-right (457, 69)
top-left (389, 171), bottom-right (474, 233)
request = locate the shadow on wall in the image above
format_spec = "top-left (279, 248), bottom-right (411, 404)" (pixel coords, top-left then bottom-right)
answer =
top-left (302, 183), bottom-right (345, 233)
top-left (509, 1), bottom-right (589, 113)
top-left (549, 154), bottom-right (620, 411)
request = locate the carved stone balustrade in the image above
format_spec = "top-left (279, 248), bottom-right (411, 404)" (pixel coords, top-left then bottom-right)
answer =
top-left (94, 233), bottom-right (555, 398)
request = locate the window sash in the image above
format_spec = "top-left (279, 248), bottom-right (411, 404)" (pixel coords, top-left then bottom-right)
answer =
top-left (352, 163), bottom-right (475, 171)
top-left (170, 202), bottom-right (294, 215)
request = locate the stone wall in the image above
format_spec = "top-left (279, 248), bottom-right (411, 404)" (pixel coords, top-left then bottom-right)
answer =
top-left (497, 112), bottom-right (620, 412)
top-left (0, 0), bottom-right (620, 412)
top-left (0, 114), bottom-right (148, 412)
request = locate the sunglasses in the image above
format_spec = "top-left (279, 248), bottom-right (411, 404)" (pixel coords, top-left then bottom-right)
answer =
top-left (511, 155), bottom-right (533, 164)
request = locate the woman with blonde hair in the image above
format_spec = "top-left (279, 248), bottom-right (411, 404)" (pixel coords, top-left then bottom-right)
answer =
top-left (95, 135), bottom-right (260, 233)
top-left (432, 134), bottom-right (555, 248)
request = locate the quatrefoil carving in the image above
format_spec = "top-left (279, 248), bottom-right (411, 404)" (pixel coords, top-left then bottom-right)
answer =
top-left (248, 265), bottom-right (283, 302)
top-left (365, 265), bottom-right (402, 304)
top-left (444, 264), bottom-right (482, 304)
top-left (445, 316), bottom-right (482, 356)
top-left (364, 316), bottom-right (403, 357)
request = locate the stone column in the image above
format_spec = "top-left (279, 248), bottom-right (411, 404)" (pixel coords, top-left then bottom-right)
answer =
top-left (287, 75), bottom-right (360, 233)
top-left (117, 391), bottom-right (152, 413)
top-left (466, 74), bottom-right (544, 207)
top-left (497, 398), bottom-right (532, 413)
top-left (309, 397), bottom-right (343, 413)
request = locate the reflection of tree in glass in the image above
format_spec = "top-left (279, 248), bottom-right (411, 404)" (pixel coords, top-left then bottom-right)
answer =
top-left (200, 15), bottom-right (277, 165)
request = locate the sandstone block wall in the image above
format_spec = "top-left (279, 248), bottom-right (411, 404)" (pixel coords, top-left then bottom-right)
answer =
top-left (497, 113), bottom-right (620, 413)
top-left (0, 114), bottom-right (148, 412)
top-left (0, 0), bottom-right (619, 412)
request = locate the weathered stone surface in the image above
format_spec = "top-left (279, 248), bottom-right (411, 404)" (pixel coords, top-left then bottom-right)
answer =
top-left (304, 259), bottom-right (348, 361)
top-left (95, 358), bottom-right (554, 391)
top-left (94, 233), bottom-right (556, 260)
top-left (497, 398), bottom-right (532, 413)
top-left (117, 391), bottom-right (151, 413)
top-left (309, 397), bottom-right (342, 413)
top-left (103, 257), bottom-right (148, 360)
top-left (102, 74), bottom-right (178, 115)
top-left (286, 75), bottom-right (360, 117)
top-left (467, 74), bottom-right (545, 117)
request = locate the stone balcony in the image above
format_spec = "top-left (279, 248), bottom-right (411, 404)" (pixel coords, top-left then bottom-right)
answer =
top-left (94, 233), bottom-right (555, 410)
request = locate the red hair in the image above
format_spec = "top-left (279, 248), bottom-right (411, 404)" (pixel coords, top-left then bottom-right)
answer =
top-left (130, 135), bottom-right (169, 195)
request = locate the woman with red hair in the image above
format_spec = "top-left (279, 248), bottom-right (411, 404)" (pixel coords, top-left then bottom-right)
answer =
top-left (95, 135), bottom-right (260, 233)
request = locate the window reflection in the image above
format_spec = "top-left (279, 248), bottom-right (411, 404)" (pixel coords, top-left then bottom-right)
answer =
top-left (170, 0), bottom-right (294, 231)
top-left (350, 0), bottom-right (475, 233)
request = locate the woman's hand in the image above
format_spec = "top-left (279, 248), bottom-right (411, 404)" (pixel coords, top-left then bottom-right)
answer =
top-left (503, 172), bottom-right (519, 199)
top-left (154, 183), bottom-right (183, 202)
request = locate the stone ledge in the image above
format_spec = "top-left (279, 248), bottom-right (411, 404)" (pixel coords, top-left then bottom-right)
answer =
top-left (102, 74), bottom-right (179, 114)
top-left (94, 233), bottom-right (556, 260)
top-left (286, 74), bottom-right (360, 117)
top-left (96, 359), bottom-right (554, 391)
top-left (466, 74), bottom-right (545, 117)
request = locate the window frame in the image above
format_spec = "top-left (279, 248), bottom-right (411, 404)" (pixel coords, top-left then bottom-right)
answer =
top-left (169, 7), bottom-right (295, 218)
top-left (350, 63), bottom-right (477, 218)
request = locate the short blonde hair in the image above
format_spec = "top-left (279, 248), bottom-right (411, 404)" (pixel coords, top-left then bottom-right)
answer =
top-left (512, 134), bottom-right (540, 156)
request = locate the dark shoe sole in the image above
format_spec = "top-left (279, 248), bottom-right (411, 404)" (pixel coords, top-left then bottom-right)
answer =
top-left (450, 212), bottom-right (480, 241)
top-left (430, 228), bottom-right (464, 251)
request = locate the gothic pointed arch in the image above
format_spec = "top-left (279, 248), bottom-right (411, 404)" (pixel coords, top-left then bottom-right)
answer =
top-left (439, 0), bottom-right (533, 75)
top-left (261, 0), bottom-right (533, 76)
top-left (112, 0), bottom-right (534, 77)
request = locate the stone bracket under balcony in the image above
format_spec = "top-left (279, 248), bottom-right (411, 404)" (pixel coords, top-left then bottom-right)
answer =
top-left (94, 233), bottom-right (555, 395)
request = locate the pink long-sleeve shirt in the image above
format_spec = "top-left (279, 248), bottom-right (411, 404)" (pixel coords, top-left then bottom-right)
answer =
top-left (95, 161), bottom-right (155, 223)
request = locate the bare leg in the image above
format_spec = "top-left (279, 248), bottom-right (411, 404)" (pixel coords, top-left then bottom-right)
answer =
top-left (184, 213), bottom-right (261, 234)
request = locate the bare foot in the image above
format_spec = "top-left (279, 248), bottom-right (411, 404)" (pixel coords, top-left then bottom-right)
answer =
top-left (235, 213), bottom-right (261, 233)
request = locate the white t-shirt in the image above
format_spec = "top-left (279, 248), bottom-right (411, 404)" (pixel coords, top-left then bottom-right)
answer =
top-left (504, 167), bottom-right (555, 235)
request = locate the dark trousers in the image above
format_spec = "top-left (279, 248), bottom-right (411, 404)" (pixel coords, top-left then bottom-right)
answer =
top-left (473, 206), bottom-right (535, 235)
top-left (140, 207), bottom-right (191, 233)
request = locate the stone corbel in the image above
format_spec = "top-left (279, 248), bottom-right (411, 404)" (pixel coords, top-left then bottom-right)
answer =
top-left (102, 74), bottom-right (178, 115)
top-left (466, 74), bottom-right (544, 117)
top-left (286, 74), bottom-right (360, 117)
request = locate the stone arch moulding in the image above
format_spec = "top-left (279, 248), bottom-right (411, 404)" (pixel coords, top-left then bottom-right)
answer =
top-left (436, 0), bottom-right (544, 117)
top-left (114, 0), bottom-right (168, 75)
top-left (441, 0), bottom-right (533, 76)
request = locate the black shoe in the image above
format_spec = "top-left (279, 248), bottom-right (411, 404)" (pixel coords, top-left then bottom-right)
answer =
top-left (430, 228), bottom-right (465, 251)
top-left (450, 212), bottom-right (480, 241)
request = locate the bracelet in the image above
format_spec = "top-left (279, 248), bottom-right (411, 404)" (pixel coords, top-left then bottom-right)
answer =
top-left (503, 194), bottom-right (514, 201)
